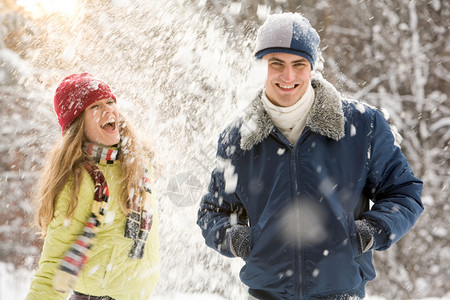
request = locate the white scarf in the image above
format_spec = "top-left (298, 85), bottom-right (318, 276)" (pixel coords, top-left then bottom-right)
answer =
top-left (261, 82), bottom-right (315, 145)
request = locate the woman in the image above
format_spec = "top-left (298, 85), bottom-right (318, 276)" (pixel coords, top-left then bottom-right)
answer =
top-left (26, 73), bottom-right (159, 300)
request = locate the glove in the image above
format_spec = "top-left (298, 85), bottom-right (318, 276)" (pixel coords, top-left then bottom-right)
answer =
top-left (227, 225), bottom-right (251, 261)
top-left (355, 219), bottom-right (376, 254)
top-left (53, 268), bottom-right (78, 293)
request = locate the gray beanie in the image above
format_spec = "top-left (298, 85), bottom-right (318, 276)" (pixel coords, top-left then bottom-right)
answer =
top-left (255, 13), bottom-right (320, 69)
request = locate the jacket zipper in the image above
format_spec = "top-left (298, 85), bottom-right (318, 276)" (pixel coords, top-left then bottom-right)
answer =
top-left (290, 147), bottom-right (302, 299)
top-left (292, 129), bottom-right (310, 299)
top-left (271, 129), bottom-right (304, 299)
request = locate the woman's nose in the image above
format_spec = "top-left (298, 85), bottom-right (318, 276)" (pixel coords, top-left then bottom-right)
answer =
top-left (100, 102), bottom-right (113, 118)
top-left (103, 102), bottom-right (113, 112)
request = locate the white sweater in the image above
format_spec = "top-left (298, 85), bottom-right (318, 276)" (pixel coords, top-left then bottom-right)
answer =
top-left (261, 82), bottom-right (315, 145)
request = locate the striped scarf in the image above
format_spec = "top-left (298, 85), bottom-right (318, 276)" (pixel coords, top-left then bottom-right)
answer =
top-left (53, 143), bottom-right (153, 292)
top-left (83, 143), bottom-right (119, 164)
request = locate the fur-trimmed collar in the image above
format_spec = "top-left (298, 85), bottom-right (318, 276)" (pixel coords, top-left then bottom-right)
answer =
top-left (240, 77), bottom-right (345, 151)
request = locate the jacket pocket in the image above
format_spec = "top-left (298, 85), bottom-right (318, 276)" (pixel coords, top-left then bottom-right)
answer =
top-left (98, 246), bottom-right (115, 288)
top-left (347, 216), bottom-right (363, 257)
top-left (248, 224), bottom-right (261, 256)
top-left (346, 215), bottom-right (376, 281)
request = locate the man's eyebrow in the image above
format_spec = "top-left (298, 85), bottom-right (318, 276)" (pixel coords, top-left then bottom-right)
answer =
top-left (268, 57), bottom-right (308, 63)
top-left (268, 57), bottom-right (284, 63)
top-left (292, 58), bottom-right (308, 63)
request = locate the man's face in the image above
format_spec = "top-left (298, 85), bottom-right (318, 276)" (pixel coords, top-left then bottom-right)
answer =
top-left (263, 52), bottom-right (312, 107)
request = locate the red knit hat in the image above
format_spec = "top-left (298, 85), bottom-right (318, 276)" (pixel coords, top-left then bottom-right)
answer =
top-left (53, 73), bottom-right (117, 131)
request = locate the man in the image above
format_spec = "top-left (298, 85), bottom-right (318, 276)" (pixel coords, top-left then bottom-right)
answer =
top-left (197, 12), bottom-right (423, 300)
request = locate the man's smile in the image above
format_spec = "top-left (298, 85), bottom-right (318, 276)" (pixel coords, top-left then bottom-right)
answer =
top-left (277, 83), bottom-right (299, 91)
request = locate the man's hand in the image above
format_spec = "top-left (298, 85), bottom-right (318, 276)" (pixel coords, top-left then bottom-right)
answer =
top-left (355, 219), bottom-right (376, 254)
top-left (227, 225), bottom-right (251, 260)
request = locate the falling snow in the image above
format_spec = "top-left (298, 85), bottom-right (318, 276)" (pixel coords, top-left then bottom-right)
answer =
top-left (1, 0), bottom-right (449, 299)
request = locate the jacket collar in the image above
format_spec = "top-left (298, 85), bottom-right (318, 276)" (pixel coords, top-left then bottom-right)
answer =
top-left (240, 77), bottom-right (345, 151)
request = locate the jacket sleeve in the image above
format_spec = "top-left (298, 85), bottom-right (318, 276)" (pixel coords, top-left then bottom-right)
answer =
top-left (362, 109), bottom-right (423, 251)
top-left (26, 174), bottom-right (93, 300)
top-left (197, 130), bottom-right (249, 258)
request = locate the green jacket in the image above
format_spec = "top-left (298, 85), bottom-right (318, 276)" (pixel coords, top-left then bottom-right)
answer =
top-left (26, 161), bottom-right (159, 300)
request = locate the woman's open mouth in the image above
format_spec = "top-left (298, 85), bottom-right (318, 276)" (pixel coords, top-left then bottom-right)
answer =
top-left (100, 120), bottom-right (116, 131)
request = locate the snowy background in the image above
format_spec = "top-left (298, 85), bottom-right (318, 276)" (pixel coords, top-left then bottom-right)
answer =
top-left (0, 0), bottom-right (449, 299)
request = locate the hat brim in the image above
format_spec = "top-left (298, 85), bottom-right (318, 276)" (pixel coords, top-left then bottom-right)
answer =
top-left (255, 48), bottom-right (314, 69)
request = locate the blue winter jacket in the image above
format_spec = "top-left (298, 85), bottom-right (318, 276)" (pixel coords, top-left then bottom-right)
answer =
top-left (197, 78), bottom-right (423, 300)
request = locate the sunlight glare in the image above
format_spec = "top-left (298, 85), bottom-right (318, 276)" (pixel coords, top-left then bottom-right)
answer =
top-left (17, 0), bottom-right (78, 17)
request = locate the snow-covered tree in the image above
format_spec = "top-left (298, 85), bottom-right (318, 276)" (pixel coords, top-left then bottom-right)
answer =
top-left (0, 0), bottom-right (448, 298)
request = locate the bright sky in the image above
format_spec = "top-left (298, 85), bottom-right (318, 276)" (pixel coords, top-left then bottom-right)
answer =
top-left (16, 0), bottom-right (78, 17)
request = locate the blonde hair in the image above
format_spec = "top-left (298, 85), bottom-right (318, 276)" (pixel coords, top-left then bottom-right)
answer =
top-left (34, 112), bottom-right (150, 236)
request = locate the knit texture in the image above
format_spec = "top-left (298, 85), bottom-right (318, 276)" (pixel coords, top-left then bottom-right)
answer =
top-left (255, 13), bottom-right (320, 69)
top-left (261, 82), bottom-right (315, 145)
top-left (355, 219), bottom-right (376, 254)
top-left (54, 73), bottom-right (116, 131)
top-left (227, 225), bottom-right (251, 261)
top-left (125, 162), bottom-right (153, 259)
